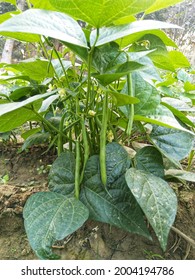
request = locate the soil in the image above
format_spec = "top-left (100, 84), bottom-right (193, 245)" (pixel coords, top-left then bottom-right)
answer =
top-left (0, 142), bottom-right (194, 260)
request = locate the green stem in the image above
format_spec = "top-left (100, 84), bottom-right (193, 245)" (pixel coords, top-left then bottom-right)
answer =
top-left (75, 139), bottom-right (81, 199)
top-left (26, 0), bottom-right (31, 9)
top-left (39, 37), bottom-right (61, 83)
top-left (52, 46), bottom-right (70, 88)
top-left (126, 73), bottom-right (134, 136)
top-left (86, 28), bottom-right (99, 113)
top-left (100, 92), bottom-right (108, 187)
top-left (30, 106), bottom-right (67, 138)
top-left (80, 117), bottom-right (90, 184)
top-left (57, 113), bottom-right (66, 156)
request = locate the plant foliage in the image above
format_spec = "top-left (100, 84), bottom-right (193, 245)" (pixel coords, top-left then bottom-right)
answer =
top-left (0, 0), bottom-right (194, 259)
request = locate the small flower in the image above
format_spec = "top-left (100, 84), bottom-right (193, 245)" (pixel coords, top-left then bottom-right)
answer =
top-left (47, 84), bottom-right (55, 92)
top-left (88, 110), bottom-right (96, 117)
top-left (107, 130), bottom-right (114, 142)
top-left (58, 88), bottom-right (66, 96)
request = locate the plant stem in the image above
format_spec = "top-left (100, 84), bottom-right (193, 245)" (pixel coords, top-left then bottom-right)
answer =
top-left (57, 112), bottom-right (66, 156)
top-left (30, 106), bottom-right (66, 138)
top-left (80, 117), bottom-right (90, 184)
top-left (86, 28), bottom-right (99, 113)
top-left (100, 92), bottom-right (108, 186)
top-left (75, 139), bottom-right (81, 199)
top-left (126, 73), bottom-right (134, 136)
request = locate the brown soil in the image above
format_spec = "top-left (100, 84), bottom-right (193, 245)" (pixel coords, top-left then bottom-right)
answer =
top-left (0, 142), bottom-right (194, 260)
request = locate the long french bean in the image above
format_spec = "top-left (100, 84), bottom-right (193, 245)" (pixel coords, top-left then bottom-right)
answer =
top-left (75, 139), bottom-right (81, 199)
top-left (100, 92), bottom-right (108, 187)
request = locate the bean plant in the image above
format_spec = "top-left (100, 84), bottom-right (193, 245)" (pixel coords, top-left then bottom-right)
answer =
top-left (0, 0), bottom-right (195, 259)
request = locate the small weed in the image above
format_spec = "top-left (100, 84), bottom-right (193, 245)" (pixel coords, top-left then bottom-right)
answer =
top-left (144, 250), bottom-right (165, 260)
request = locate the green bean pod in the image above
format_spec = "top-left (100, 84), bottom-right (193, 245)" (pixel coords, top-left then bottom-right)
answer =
top-left (75, 139), bottom-right (81, 199)
top-left (100, 92), bottom-right (108, 187)
top-left (80, 117), bottom-right (90, 184)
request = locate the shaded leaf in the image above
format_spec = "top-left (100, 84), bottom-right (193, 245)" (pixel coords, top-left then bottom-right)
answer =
top-left (150, 125), bottom-right (194, 161)
top-left (165, 169), bottom-right (195, 182)
top-left (23, 192), bottom-right (89, 259)
top-left (134, 146), bottom-right (164, 178)
top-left (125, 168), bottom-right (177, 250)
top-left (22, 132), bottom-right (50, 151)
top-left (94, 61), bottom-right (144, 86)
top-left (48, 151), bottom-right (75, 196)
top-left (80, 154), bottom-right (150, 239)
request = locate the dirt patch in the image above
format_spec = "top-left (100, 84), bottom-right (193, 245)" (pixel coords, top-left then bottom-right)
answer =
top-left (0, 143), bottom-right (194, 260)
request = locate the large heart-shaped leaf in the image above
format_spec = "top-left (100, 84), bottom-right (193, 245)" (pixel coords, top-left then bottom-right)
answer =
top-left (80, 143), bottom-right (150, 239)
top-left (134, 146), bottom-right (164, 178)
top-left (23, 192), bottom-right (89, 259)
top-left (48, 151), bottom-right (75, 196)
top-left (125, 168), bottom-right (177, 250)
top-left (49, 0), bottom-right (155, 27)
top-left (0, 9), bottom-right (88, 47)
top-left (150, 125), bottom-right (195, 162)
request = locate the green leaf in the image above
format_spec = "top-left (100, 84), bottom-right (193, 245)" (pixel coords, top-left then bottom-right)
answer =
top-left (184, 81), bottom-right (195, 92)
top-left (150, 125), bottom-right (195, 162)
top-left (21, 127), bottom-right (42, 140)
top-left (129, 34), bottom-right (175, 71)
top-left (90, 20), bottom-right (180, 46)
top-left (125, 168), bottom-right (177, 250)
top-left (118, 29), bottom-right (177, 49)
top-left (22, 132), bottom-right (50, 151)
top-left (94, 61), bottom-right (145, 86)
top-left (0, 0), bottom-right (16, 5)
top-left (49, 0), bottom-right (155, 28)
top-left (146, 0), bottom-right (184, 14)
top-left (39, 94), bottom-right (59, 113)
top-left (0, 11), bottom-right (20, 24)
top-left (120, 73), bottom-right (160, 116)
top-left (105, 142), bottom-right (131, 185)
top-left (92, 42), bottom-right (126, 73)
top-left (0, 91), bottom-right (55, 132)
top-left (169, 51), bottom-right (190, 69)
top-left (30, 0), bottom-right (55, 10)
top-left (48, 151), bottom-right (75, 196)
top-left (109, 90), bottom-right (140, 106)
top-left (134, 146), bottom-right (164, 178)
top-left (9, 86), bottom-right (36, 101)
top-left (23, 192), bottom-right (89, 259)
top-left (52, 59), bottom-right (72, 77)
top-left (161, 99), bottom-right (195, 128)
top-left (5, 59), bottom-right (54, 81)
top-left (80, 154), bottom-right (150, 239)
top-left (165, 169), bottom-right (195, 183)
top-left (134, 105), bottom-right (195, 133)
top-left (0, 9), bottom-right (88, 47)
